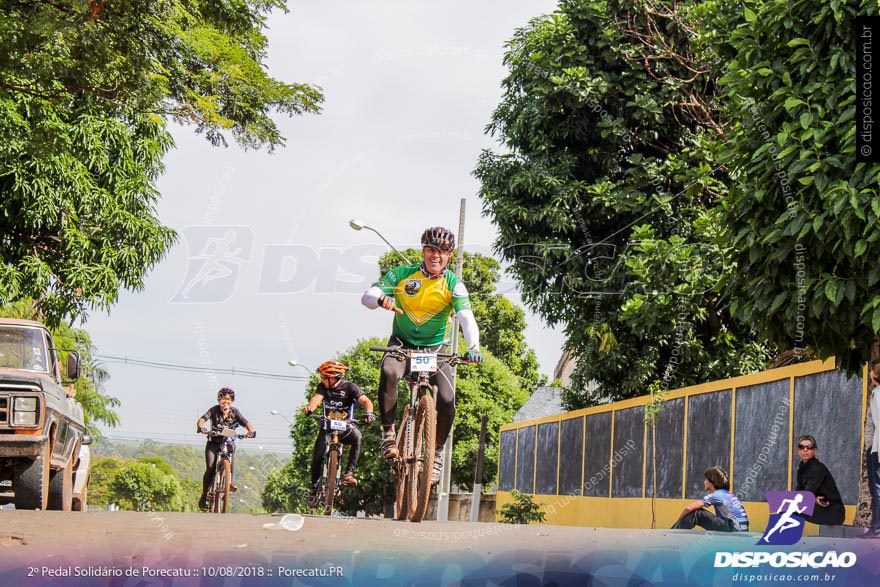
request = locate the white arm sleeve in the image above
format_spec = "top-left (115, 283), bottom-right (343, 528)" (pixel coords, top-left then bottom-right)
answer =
top-left (456, 308), bottom-right (480, 351)
top-left (361, 286), bottom-right (384, 309)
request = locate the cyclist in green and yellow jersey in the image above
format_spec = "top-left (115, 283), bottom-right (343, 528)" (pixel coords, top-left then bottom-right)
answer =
top-left (361, 226), bottom-right (482, 483)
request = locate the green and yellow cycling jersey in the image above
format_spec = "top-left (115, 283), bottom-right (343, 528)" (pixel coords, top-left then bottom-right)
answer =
top-left (374, 263), bottom-right (472, 347)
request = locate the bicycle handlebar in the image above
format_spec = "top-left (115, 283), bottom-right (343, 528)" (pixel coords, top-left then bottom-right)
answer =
top-left (200, 429), bottom-right (251, 441)
top-left (308, 413), bottom-right (372, 426)
top-left (369, 345), bottom-right (465, 362)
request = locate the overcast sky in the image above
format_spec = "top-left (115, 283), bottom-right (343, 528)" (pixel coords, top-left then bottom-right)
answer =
top-left (85, 0), bottom-right (565, 456)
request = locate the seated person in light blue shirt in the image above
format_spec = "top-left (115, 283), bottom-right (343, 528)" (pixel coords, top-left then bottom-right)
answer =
top-left (672, 466), bottom-right (749, 532)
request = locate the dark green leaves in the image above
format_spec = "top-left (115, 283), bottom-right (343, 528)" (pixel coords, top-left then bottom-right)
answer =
top-left (0, 1), bottom-right (323, 324)
top-left (476, 0), bottom-right (773, 405)
top-left (719, 0), bottom-right (880, 373)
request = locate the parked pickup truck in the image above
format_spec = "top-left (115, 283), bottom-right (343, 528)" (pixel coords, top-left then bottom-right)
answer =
top-left (0, 318), bottom-right (90, 511)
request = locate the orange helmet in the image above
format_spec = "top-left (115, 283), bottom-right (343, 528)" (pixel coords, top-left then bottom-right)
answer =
top-left (317, 360), bottom-right (348, 379)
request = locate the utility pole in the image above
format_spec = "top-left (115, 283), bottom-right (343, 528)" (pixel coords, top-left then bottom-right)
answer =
top-left (437, 197), bottom-right (466, 522)
top-left (469, 415), bottom-right (488, 522)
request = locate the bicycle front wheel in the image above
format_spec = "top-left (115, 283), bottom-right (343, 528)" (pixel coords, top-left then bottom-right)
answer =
top-left (324, 447), bottom-right (339, 516)
top-left (211, 459), bottom-right (231, 513)
top-left (407, 393), bottom-right (436, 522)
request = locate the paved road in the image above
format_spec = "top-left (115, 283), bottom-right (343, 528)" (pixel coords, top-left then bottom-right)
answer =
top-left (1, 511), bottom-right (878, 585)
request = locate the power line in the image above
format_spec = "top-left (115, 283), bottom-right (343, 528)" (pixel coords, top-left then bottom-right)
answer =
top-left (94, 354), bottom-right (310, 381)
top-left (99, 434), bottom-right (291, 453)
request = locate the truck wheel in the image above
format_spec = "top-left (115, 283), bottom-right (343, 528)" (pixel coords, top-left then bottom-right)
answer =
top-left (48, 464), bottom-right (73, 511)
top-left (73, 474), bottom-right (89, 512)
top-left (14, 443), bottom-right (51, 510)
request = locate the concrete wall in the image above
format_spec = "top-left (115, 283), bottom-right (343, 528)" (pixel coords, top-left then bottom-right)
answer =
top-left (425, 493), bottom-right (496, 523)
top-left (498, 359), bottom-right (868, 530)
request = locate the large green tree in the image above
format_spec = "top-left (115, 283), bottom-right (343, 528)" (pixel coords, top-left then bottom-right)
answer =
top-left (109, 457), bottom-right (182, 511)
top-left (0, 1), bottom-right (322, 324)
top-left (712, 0), bottom-right (878, 529)
top-left (474, 0), bottom-right (772, 406)
top-left (718, 0), bottom-right (880, 371)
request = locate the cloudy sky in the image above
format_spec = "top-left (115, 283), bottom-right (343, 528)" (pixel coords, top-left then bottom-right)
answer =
top-left (85, 0), bottom-right (565, 456)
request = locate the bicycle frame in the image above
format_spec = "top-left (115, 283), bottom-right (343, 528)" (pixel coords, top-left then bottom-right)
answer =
top-left (309, 414), bottom-right (364, 515)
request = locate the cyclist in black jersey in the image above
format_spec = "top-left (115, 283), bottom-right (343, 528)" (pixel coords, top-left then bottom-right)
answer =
top-left (196, 387), bottom-right (255, 511)
top-left (303, 360), bottom-right (375, 488)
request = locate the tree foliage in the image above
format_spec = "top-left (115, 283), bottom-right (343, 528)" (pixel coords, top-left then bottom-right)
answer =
top-left (0, 0), bottom-right (323, 324)
top-left (717, 0), bottom-right (880, 371)
top-left (475, 0), bottom-right (774, 406)
top-left (88, 455), bottom-right (125, 508)
top-left (109, 458), bottom-right (182, 511)
top-left (92, 438), bottom-right (280, 513)
top-left (260, 459), bottom-right (310, 514)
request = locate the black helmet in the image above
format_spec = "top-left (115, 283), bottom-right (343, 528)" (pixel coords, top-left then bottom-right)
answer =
top-left (421, 226), bottom-right (455, 252)
top-left (217, 387), bottom-right (235, 401)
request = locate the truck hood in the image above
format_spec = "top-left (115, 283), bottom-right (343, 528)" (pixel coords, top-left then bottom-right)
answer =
top-left (0, 369), bottom-right (50, 390)
top-left (0, 369), bottom-right (84, 424)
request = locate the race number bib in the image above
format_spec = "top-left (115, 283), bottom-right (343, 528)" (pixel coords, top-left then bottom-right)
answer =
top-left (410, 353), bottom-right (438, 373)
top-left (329, 419), bottom-right (348, 431)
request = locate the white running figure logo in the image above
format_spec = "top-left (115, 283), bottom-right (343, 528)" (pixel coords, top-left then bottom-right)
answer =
top-left (762, 493), bottom-right (807, 543)
top-left (179, 229), bottom-right (244, 299)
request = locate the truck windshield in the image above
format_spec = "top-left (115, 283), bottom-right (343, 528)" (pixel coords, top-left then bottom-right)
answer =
top-left (0, 327), bottom-right (49, 373)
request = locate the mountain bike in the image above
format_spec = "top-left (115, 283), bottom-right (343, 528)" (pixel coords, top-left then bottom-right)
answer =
top-left (308, 413), bottom-right (370, 516)
top-left (203, 427), bottom-right (249, 513)
top-left (370, 345), bottom-right (465, 522)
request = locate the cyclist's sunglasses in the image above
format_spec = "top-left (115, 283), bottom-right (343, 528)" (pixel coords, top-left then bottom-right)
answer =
top-left (797, 444), bottom-right (816, 450)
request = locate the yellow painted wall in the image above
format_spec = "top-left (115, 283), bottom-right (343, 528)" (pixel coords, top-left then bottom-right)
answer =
top-left (497, 359), bottom-right (867, 532)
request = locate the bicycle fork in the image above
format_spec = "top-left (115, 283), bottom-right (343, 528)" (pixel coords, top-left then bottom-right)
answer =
top-left (324, 432), bottom-right (341, 477)
top-left (405, 382), bottom-right (419, 467)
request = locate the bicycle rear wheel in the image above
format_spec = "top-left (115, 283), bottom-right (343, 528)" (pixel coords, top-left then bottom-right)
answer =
top-left (394, 405), bottom-right (411, 521)
top-left (407, 393), bottom-right (436, 522)
top-left (324, 447), bottom-right (339, 516)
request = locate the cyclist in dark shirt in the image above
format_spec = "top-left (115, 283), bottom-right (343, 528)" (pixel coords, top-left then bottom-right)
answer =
top-left (196, 387), bottom-right (255, 511)
top-left (303, 360), bottom-right (375, 489)
top-left (795, 435), bottom-right (845, 525)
